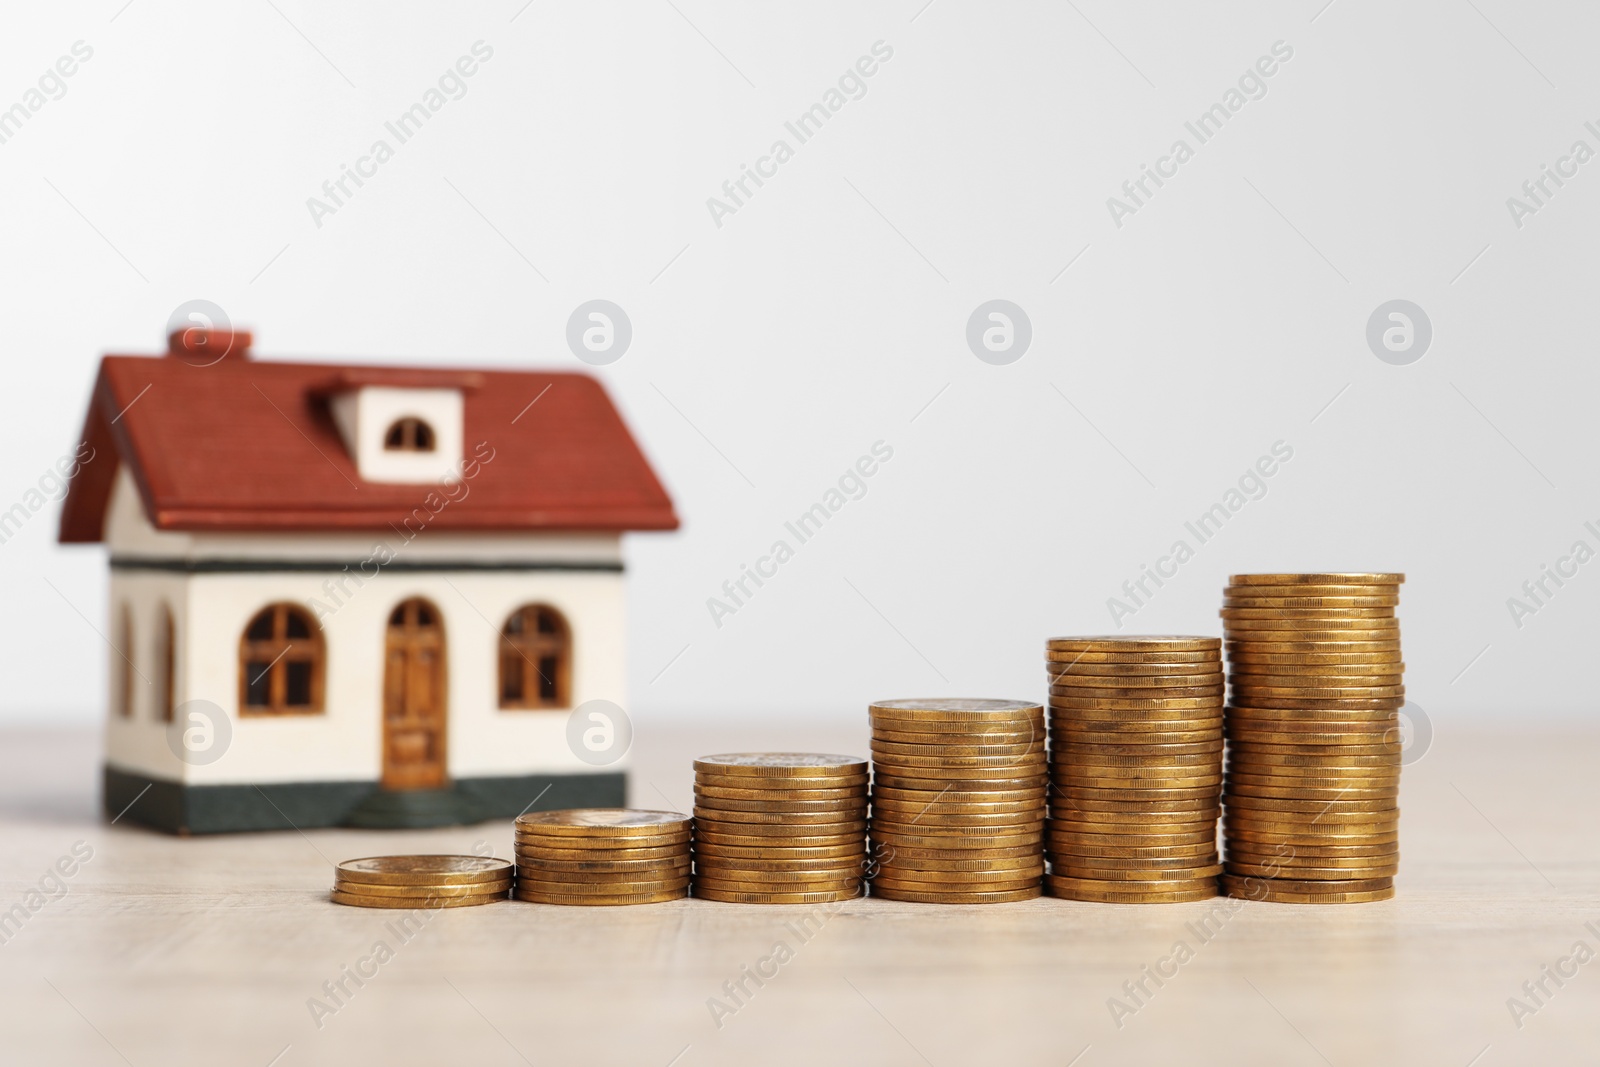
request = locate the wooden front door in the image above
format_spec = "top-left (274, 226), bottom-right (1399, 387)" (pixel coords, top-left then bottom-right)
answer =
top-left (382, 598), bottom-right (447, 790)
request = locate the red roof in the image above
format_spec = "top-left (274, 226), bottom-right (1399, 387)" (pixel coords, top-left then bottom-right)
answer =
top-left (59, 351), bottom-right (678, 541)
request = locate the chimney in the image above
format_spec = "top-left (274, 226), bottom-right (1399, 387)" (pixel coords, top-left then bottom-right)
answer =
top-left (168, 326), bottom-right (252, 365)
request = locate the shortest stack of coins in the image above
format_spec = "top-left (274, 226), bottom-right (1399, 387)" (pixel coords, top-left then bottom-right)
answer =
top-left (1045, 637), bottom-right (1223, 903)
top-left (513, 809), bottom-right (692, 905)
top-left (692, 754), bottom-right (869, 904)
top-left (1221, 573), bottom-right (1404, 904)
top-left (868, 699), bottom-right (1046, 904)
top-left (332, 856), bottom-right (512, 908)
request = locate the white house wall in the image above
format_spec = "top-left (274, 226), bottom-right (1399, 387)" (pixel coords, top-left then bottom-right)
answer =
top-left (101, 467), bottom-right (630, 788)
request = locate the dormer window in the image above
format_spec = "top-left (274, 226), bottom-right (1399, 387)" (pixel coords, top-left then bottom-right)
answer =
top-left (323, 381), bottom-right (467, 484)
top-left (384, 417), bottom-right (436, 452)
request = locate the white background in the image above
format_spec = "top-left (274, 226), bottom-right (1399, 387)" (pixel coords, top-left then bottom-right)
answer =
top-left (2, 0), bottom-right (1595, 728)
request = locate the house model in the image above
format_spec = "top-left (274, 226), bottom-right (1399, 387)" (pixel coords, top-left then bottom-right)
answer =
top-left (58, 328), bottom-right (677, 834)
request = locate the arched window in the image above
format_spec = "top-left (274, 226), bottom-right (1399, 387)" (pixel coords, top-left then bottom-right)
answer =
top-left (239, 603), bottom-right (325, 715)
top-left (499, 604), bottom-right (570, 709)
top-left (115, 604), bottom-right (134, 719)
top-left (158, 603), bottom-right (176, 722)
top-left (384, 417), bottom-right (435, 452)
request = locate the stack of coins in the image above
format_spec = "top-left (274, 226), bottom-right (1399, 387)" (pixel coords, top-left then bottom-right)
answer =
top-left (692, 754), bottom-right (869, 904)
top-left (331, 856), bottom-right (512, 908)
top-left (1220, 573), bottom-right (1404, 904)
top-left (513, 809), bottom-right (692, 905)
top-left (1044, 637), bottom-right (1223, 903)
top-left (867, 699), bottom-right (1046, 903)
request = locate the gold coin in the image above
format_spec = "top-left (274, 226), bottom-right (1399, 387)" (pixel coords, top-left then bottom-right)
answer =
top-left (1225, 809), bottom-right (1399, 829)
top-left (869, 884), bottom-right (1042, 903)
top-left (515, 887), bottom-right (688, 906)
top-left (1228, 648), bottom-right (1403, 664)
top-left (874, 841), bottom-right (1040, 861)
top-left (1224, 594), bottom-right (1400, 608)
top-left (1223, 616), bottom-right (1398, 630)
top-left (1223, 582), bottom-right (1399, 596)
top-left (1049, 687), bottom-right (1222, 703)
top-left (1224, 881), bottom-right (1395, 903)
top-left (694, 842), bottom-right (863, 859)
top-left (515, 845), bottom-right (690, 867)
top-left (1053, 727), bottom-right (1223, 745)
top-left (1045, 661), bottom-right (1224, 678)
top-left (511, 854), bottom-right (689, 873)
top-left (693, 805), bottom-right (870, 823)
top-left (1222, 872), bottom-right (1393, 894)
top-left (1048, 828), bottom-right (1215, 846)
top-left (874, 769), bottom-right (1049, 786)
top-left (332, 878), bottom-right (512, 898)
top-left (517, 832), bottom-right (693, 853)
top-left (1058, 748), bottom-right (1221, 765)
top-left (1049, 697), bottom-right (1224, 713)
top-left (519, 873), bottom-right (690, 894)
top-left (869, 715), bottom-right (1041, 733)
top-left (875, 854), bottom-right (1043, 873)
top-left (871, 783), bottom-right (1046, 803)
top-left (1228, 738), bottom-right (1401, 755)
top-left (516, 869), bottom-right (690, 889)
top-left (870, 798), bottom-right (1042, 818)
top-left (1228, 684), bottom-right (1408, 700)
top-left (872, 816), bottom-right (1046, 835)
top-left (693, 861), bottom-right (866, 879)
top-left (1046, 882), bottom-right (1217, 903)
top-left (1228, 706), bottom-right (1399, 722)
top-left (691, 885), bottom-right (862, 904)
top-left (1226, 784), bottom-right (1398, 803)
top-left (1225, 827), bottom-right (1399, 847)
top-left (1230, 659), bottom-right (1405, 676)
top-left (1049, 839), bottom-right (1217, 859)
top-left (870, 737), bottom-right (1041, 757)
top-left (870, 698), bottom-right (1043, 719)
top-left (1228, 722), bottom-right (1402, 740)
top-left (870, 829), bottom-right (1043, 851)
top-left (331, 889), bottom-right (507, 908)
top-left (693, 830), bottom-right (865, 849)
top-left (693, 753), bottom-right (869, 776)
top-left (1223, 794), bottom-right (1396, 814)
top-left (1053, 738), bottom-right (1224, 756)
top-left (1222, 604), bottom-right (1395, 618)
top-left (695, 784), bottom-right (869, 803)
top-left (1228, 641), bottom-right (1401, 656)
top-left (1225, 853), bottom-right (1399, 872)
top-left (1225, 758), bottom-right (1399, 774)
top-left (1226, 771), bottom-right (1399, 791)
top-left (869, 731), bottom-right (1041, 751)
top-left (1051, 865), bottom-right (1223, 883)
top-left (1049, 820), bottom-right (1217, 839)
top-left (1051, 820), bottom-right (1215, 837)
top-left (692, 794), bottom-right (867, 814)
top-left (335, 856), bottom-right (513, 887)
top-left (870, 874), bottom-right (1042, 895)
top-left (1052, 761), bottom-right (1221, 779)
top-left (515, 809), bottom-right (692, 837)
top-left (869, 809), bottom-right (1044, 830)
top-left (1225, 859), bottom-right (1399, 878)
top-left (1046, 636), bottom-right (1221, 652)
top-left (1046, 672), bottom-right (1224, 689)
top-left (1232, 673), bottom-right (1404, 690)
top-left (872, 749), bottom-right (1047, 768)
top-left (1049, 851), bottom-right (1220, 871)
top-left (1052, 788), bottom-right (1220, 806)
top-left (694, 875), bottom-right (863, 894)
top-left (1052, 793), bottom-right (1220, 813)
top-left (1229, 573), bottom-right (1404, 586)
top-left (1045, 874), bottom-right (1218, 894)
top-left (1221, 838), bottom-right (1398, 856)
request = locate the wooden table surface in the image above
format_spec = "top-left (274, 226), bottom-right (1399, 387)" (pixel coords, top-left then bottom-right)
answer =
top-left (0, 721), bottom-right (1593, 1066)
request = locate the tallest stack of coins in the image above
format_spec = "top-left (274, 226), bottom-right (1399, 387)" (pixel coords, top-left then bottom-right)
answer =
top-left (1219, 573), bottom-right (1404, 904)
